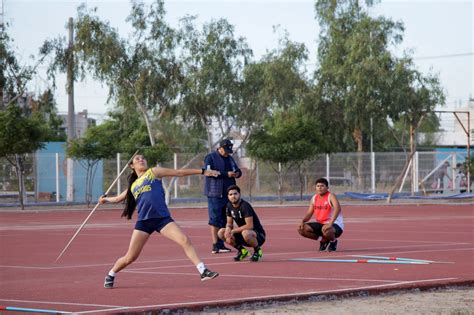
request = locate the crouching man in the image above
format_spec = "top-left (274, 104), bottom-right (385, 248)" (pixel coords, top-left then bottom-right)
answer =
top-left (218, 185), bottom-right (266, 261)
top-left (298, 178), bottom-right (344, 251)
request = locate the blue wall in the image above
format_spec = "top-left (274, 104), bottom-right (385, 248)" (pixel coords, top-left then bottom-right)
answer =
top-left (36, 142), bottom-right (104, 202)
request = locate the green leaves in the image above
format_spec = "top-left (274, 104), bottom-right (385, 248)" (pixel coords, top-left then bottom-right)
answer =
top-left (314, 0), bottom-right (444, 152)
top-left (247, 109), bottom-right (326, 164)
top-left (0, 105), bottom-right (47, 157)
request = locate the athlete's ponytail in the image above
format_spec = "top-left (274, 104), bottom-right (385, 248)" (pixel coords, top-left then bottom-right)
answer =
top-left (121, 170), bottom-right (137, 220)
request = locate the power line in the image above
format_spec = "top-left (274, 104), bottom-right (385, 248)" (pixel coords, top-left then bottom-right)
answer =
top-left (414, 52), bottom-right (473, 60)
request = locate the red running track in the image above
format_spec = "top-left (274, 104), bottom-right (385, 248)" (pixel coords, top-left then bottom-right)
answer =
top-left (0, 203), bottom-right (473, 314)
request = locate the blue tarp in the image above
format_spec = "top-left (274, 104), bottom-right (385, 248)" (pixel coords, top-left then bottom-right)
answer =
top-left (344, 192), bottom-right (474, 200)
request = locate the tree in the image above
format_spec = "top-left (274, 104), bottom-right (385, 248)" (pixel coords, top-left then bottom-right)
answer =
top-left (385, 60), bottom-right (444, 201)
top-left (315, 0), bottom-right (444, 188)
top-left (241, 32), bottom-right (311, 132)
top-left (387, 59), bottom-right (444, 153)
top-left (46, 0), bottom-right (181, 147)
top-left (178, 16), bottom-right (252, 150)
top-left (0, 106), bottom-right (48, 208)
top-left (1, 30), bottom-right (52, 109)
top-left (1, 29), bottom-right (54, 209)
top-left (247, 109), bottom-right (327, 203)
top-left (66, 122), bottom-right (118, 206)
top-left (30, 89), bottom-right (67, 141)
top-left (243, 34), bottom-right (319, 201)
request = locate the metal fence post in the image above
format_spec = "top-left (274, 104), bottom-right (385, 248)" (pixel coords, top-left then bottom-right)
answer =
top-left (56, 153), bottom-right (60, 202)
top-left (117, 153), bottom-right (121, 194)
top-left (414, 151), bottom-right (419, 193)
top-left (326, 154), bottom-right (330, 185)
top-left (371, 152), bottom-right (375, 193)
top-left (174, 153), bottom-right (178, 199)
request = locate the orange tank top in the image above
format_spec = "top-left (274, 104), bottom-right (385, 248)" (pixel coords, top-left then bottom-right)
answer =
top-left (313, 191), bottom-right (331, 223)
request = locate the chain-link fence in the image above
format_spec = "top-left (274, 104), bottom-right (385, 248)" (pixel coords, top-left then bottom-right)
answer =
top-left (0, 150), bottom-right (470, 205)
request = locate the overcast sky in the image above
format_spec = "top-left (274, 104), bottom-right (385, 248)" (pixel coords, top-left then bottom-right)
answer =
top-left (4, 0), bottom-right (473, 120)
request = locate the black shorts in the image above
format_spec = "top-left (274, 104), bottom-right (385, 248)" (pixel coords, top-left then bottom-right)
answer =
top-left (234, 231), bottom-right (266, 247)
top-left (306, 222), bottom-right (343, 238)
top-left (135, 217), bottom-right (174, 234)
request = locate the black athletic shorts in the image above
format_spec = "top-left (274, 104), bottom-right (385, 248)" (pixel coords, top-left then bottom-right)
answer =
top-left (306, 222), bottom-right (343, 238)
top-left (135, 217), bottom-right (174, 234)
top-left (234, 230), bottom-right (266, 247)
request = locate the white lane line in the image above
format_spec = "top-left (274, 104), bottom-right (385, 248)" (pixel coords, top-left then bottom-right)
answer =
top-left (0, 299), bottom-right (123, 308)
top-left (125, 270), bottom-right (403, 283)
top-left (73, 277), bottom-right (459, 314)
top-left (2, 246), bottom-right (472, 271)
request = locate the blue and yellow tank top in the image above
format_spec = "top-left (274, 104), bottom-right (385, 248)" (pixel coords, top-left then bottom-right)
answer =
top-left (131, 168), bottom-right (170, 221)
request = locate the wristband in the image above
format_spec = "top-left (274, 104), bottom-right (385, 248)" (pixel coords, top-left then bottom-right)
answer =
top-left (201, 168), bottom-right (205, 174)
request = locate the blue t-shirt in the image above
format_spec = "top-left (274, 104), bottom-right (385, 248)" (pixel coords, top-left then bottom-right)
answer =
top-left (131, 168), bottom-right (170, 221)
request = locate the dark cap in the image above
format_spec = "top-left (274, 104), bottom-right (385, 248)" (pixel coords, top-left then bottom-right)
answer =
top-left (219, 139), bottom-right (233, 153)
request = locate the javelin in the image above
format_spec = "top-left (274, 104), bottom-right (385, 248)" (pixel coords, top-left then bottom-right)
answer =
top-left (54, 150), bottom-right (139, 263)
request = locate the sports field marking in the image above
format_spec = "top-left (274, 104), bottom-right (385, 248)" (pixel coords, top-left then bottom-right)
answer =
top-left (350, 247), bottom-right (474, 260)
top-left (71, 277), bottom-right (459, 314)
top-left (2, 246), bottom-right (471, 271)
top-left (125, 270), bottom-right (405, 283)
top-left (2, 212), bottom-right (470, 231)
top-left (270, 236), bottom-right (469, 245)
top-left (0, 299), bottom-right (123, 309)
top-left (346, 238), bottom-right (470, 245)
top-left (0, 305), bottom-right (68, 314)
top-left (0, 223), bottom-right (131, 232)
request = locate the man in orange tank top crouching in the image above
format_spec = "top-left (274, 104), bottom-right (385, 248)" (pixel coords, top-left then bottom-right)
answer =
top-left (297, 177), bottom-right (344, 251)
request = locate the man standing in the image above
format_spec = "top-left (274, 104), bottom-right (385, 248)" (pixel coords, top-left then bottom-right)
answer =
top-left (204, 139), bottom-right (242, 254)
top-left (218, 185), bottom-right (265, 262)
top-left (297, 178), bottom-right (344, 252)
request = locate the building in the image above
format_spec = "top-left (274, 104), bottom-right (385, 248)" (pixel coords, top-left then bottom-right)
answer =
top-left (59, 109), bottom-right (96, 138)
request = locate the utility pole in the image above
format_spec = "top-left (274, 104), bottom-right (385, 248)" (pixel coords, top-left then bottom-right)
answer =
top-left (0, 0), bottom-right (4, 31)
top-left (66, 17), bottom-right (75, 202)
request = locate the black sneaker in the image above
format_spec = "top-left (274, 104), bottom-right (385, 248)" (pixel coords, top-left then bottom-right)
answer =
top-left (328, 240), bottom-right (338, 252)
top-left (212, 244), bottom-right (231, 254)
top-left (233, 248), bottom-right (250, 261)
top-left (319, 240), bottom-right (329, 251)
top-left (200, 268), bottom-right (219, 281)
top-left (250, 248), bottom-right (263, 262)
top-left (218, 245), bottom-right (231, 253)
top-left (104, 275), bottom-right (114, 289)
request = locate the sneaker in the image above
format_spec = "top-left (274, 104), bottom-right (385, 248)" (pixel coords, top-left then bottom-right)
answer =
top-left (328, 240), bottom-right (338, 252)
top-left (200, 268), bottom-right (219, 281)
top-left (319, 240), bottom-right (329, 251)
top-left (233, 248), bottom-right (250, 261)
top-left (211, 244), bottom-right (231, 254)
top-left (218, 245), bottom-right (231, 253)
top-left (250, 248), bottom-right (263, 262)
top-left (104, 275), bottom-right (114, 289)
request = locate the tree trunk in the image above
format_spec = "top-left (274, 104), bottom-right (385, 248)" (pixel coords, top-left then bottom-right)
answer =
top-left (298, 164), bottom-right (304, 201)
top-left (138, 104), bottom-right (155, 147)
top-left (353, 127), bottom-right (364, 190)
top-left (130, 89), bottom-right (157, 147)
top-left (85, 164), bottom-right (92, 207)
top-left (15, 154), bottom-right (26, 210)
top-left (248, 158), bottom-right (254, 202)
